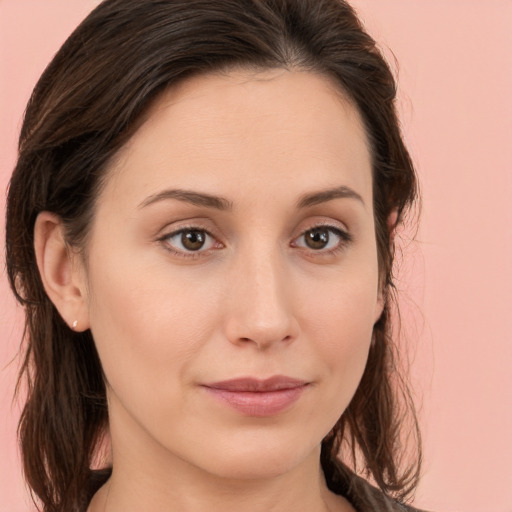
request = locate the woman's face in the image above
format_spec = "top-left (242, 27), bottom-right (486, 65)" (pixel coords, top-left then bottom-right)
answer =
top-left (79, 69), bottom-right (382, 479)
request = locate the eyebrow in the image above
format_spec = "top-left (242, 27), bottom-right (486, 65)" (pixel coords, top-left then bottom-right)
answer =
top-left (296, 185), bottom-right (365, 209)
top-left (138, 185), bottom-right (364, 211)
top-left (138, 189), bottom-right (233, 210)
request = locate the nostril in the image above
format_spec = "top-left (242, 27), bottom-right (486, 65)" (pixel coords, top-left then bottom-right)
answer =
top-left (237, 333), bottom-right (294, 348)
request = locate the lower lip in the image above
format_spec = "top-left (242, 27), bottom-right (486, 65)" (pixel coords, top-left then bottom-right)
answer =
top-left (203, 386), bottom-right (307, 416)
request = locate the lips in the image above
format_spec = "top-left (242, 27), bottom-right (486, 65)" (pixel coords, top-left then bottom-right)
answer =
top-left (201, 376), bottom-right (309, 416)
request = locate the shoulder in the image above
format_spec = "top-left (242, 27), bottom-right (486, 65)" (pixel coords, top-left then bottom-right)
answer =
top-left (343, 471), bottom-right (431, 512)
top-left (354, 483), bottom-right (429, 512)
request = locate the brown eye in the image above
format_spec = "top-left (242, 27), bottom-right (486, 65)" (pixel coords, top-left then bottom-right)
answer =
top-left (304, 227), bottom-right (331, 249)
top-left (163, 228), bottom-right (218, 254)
top-left (293, 225), bottom-right (351, 253)
top-left (181, 230), bottom-right (206, 251)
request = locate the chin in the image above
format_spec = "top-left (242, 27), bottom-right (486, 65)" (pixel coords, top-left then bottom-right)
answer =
top-left (204, 456), bottom-right (301, 481)
top-left (189, 434), bottom-right (320, 481)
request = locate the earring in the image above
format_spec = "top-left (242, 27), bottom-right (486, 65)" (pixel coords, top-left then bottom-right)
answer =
top-left (72, 320), bottom-right (78, 330)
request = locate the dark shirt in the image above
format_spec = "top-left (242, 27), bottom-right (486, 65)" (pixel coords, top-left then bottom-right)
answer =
top-left (85, 468), bottom-right (429, 512)
top-left (342, 471), bottom-right (428, 512)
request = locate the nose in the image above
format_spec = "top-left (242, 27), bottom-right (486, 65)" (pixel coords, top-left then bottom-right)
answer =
top-left (223, 250), bottom-right (299, 350)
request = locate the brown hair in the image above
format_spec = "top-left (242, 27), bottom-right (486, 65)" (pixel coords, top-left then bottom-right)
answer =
top-left (5, 0), bottom-right (420, 511)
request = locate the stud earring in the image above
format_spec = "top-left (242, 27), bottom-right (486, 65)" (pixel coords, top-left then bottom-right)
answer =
top-left (72, 320), bottom-right (78, 330)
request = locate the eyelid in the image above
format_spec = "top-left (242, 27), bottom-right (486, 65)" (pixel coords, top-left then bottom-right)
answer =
top-left (157, 224), bottom-right (224, 259)
top-left (291, 221), bottom-right (353, 254)
top-left (294, 218), bottom-right (351, 238)
top-left (155, 218), bottom-right (352, 260)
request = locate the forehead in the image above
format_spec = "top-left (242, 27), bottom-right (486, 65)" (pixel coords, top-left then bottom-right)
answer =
top-left (103, 68), bottom-right (373, 211)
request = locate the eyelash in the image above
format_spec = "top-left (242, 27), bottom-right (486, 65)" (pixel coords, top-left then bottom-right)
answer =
top-left (157, 224), bottom-right (221, 260)
top-left (158, 223), bottom-right (352, 260)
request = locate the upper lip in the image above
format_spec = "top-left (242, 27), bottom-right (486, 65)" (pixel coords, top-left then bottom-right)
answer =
top-left (203, 375), bottom-right (308, 392)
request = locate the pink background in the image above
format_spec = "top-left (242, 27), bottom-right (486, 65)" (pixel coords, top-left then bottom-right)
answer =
top-left (1, 1), bottom-right (511, 511)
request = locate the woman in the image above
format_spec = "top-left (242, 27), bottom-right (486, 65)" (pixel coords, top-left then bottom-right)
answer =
top-left (5, 0), bottom-right (425, 511)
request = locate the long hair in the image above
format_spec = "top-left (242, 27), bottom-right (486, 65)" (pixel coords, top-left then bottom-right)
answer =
top-left (5, 1), bottom-right (420, 510)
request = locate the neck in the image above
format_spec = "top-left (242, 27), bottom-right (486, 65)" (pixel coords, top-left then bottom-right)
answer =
top-left (87, 445), bottom-right (355, 512)
top-left (88, 398), bottom-right (355, 512)
top-left (92, 459), bottom-right (339, 512)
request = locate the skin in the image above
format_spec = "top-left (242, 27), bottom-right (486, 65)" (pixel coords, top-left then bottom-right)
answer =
top-left (35, 69), bottom-right (383, 512)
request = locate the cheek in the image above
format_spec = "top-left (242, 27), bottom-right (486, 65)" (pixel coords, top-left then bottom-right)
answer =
top-left (84, 249), bottom-right (220, 416)
top-left (301, 263), bottom-right (378, 343)
top-left (298, 270), bottom-right (378, 413)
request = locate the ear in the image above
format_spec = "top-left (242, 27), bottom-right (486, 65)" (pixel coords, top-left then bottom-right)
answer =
top-left (374, 208), bottom-right (399, 323)
top-left (387, 208), bottom-right (399, 239)
top-left (33, 212), bottom-right (90, 332)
